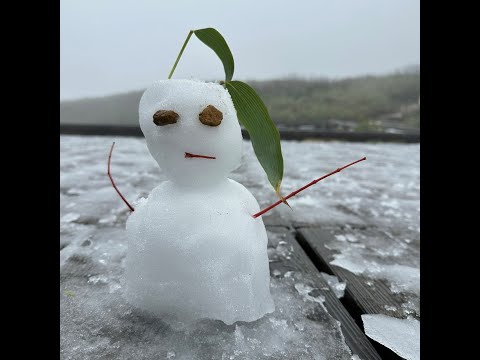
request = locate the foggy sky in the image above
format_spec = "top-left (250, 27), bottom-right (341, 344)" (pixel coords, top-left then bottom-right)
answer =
top-left (60, 0), bottom-right (419, 100)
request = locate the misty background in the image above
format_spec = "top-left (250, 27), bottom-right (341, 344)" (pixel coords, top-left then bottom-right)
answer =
top-left (60, 0), bottom-right (420, 133)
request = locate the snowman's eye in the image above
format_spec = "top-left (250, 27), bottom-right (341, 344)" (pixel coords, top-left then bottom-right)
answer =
top-left (199, 105), bottom-right (223, 127)
top-left (153, 110), bottom-right (179, 126)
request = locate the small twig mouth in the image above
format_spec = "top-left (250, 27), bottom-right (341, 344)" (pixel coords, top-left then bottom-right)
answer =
top-left (185, 152), bottom-right (216, 159)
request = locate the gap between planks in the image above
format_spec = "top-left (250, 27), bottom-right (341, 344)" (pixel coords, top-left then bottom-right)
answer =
top-left (294, 225), bottom-right (415, 360)
top-left (265, 225), bottom-right (382, 360)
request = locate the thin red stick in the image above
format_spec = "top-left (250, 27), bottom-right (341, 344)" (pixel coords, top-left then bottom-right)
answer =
top-left (185, 152), bottom-right (216, 159)
top-left (107, 142), bottom-right (135, 212)
top-left (252, 157), bottom-right (366, 219)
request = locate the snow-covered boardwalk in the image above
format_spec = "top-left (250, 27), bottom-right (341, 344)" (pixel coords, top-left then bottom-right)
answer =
top-left (60, 135), bottom-right (419, 360)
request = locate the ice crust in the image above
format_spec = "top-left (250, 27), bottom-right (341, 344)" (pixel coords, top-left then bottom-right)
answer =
top-left (330, 258), bottom-right (419, 295)
top-left (60, 134), bottom-right (419, 359)
top-left (326, 227), bottom-right (420, 317)
top-left (320, 272), bottom-right (346, 299)
top-left (126, 79), bottom-right (274, 324)
top-left (60, 135), bottom-right (419, 231)
top-left (362, 314), bottom-right (419, 360)
top-left (60, 224), bottom-right (354, 360)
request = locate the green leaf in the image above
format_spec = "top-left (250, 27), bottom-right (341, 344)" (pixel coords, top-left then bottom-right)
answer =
top-left (193, 28), bottom-right (234, 83)
top-left (226, 80), bottom-right (284, 194)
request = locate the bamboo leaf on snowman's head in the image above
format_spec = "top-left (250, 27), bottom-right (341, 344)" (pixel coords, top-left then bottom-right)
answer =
top-left (168, 28), bottom-right (234, 83)
top-left (193, 28), bottom-right (234, 83)
top-left (226, 81), bottom-right (284, 195)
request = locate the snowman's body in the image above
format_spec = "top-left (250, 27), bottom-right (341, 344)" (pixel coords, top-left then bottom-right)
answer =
top-left (125, 79), bottom-right (275, 325)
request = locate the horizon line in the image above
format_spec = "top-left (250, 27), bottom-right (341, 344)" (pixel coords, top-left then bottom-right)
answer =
top-left (60, 65), bottom-right (420, 102)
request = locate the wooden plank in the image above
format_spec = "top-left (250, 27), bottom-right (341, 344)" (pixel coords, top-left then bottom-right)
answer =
top-left (266, 226), bottom-right (382, 360)
top-left (296, 227), bottom-right (417, 320)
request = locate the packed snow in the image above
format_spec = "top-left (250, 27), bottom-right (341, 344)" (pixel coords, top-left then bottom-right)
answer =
top-left (320, 272), bottom-right (346, 299)
top-left (126, 80), bottom-right (273, 324)
top-left (138, 80), bottom-right (243, 187)
top-left (60, 133), bottom-right (419, 358)
top-left (60, 135), bottom-right (418, 230)
top-left (327, 225), bottom-right (420, 317)
top-left (362, 314), bottom-right (420, 360)
top-left (60, 223), bottom-right (355, 359)
top-left (330, 259), bottom-right (419, 295)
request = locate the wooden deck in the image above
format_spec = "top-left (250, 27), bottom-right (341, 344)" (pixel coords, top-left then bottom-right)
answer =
top-left (266, 225), bottom-right (383, 359)
top-left (60, 134), bottom-right (419, 359)
top-left (281, 223), bottom-right (419, 359)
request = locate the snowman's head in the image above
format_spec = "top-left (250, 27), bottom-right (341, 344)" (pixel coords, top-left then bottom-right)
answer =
top-left (139, 79), bottom-right (242, 186)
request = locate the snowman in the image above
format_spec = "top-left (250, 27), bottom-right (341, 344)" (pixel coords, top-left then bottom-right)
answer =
top-left (124, 79), bottom-right (275, 325)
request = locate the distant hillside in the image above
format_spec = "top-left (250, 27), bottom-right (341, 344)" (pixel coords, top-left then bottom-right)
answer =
top-left (61, 91), bottom-right (144, 126)
top-left (61, 70), bottom-right (419, 133)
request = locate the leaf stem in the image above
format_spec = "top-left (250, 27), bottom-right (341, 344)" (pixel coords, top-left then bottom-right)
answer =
top-left (168, 30), bottom-right (194, 79)
top-left (252, 157), bottom-right (366, 219)
top-left (107, 142), bottom-right (135, 212)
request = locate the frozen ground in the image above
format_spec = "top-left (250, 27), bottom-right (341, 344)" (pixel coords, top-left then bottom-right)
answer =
top-left (362, 314), bottom-right (420, 360)
top-left (60, 135), bottom-right (419, 230)
top-left (61, 225), bottom-right (356, 359)
top-left (60, 135), bottom-right (420, 359)
top-left (323, 224), bottom-right (420, 319)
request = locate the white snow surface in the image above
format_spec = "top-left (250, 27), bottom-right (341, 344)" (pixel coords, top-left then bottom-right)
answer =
top-left (362, 314), bottom-right (420, 360)
top-left (60, 135), bottom-right (419, 229)
top-left (60, 134), bottom-right (419, 358)
top-left (60, 223), bottom-right (354, 359)
top-left (330, 259), bottom-right (419, 295)
top-left (320, 272), bottom-right (346, 299)
top-left (327, 225), bottom-right (420, 317)
top-left (125, 80), bottom-right (273, 325)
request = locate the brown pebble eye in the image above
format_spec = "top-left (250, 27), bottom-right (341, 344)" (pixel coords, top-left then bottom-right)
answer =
top-left (199, 105), bottom-right (223, 126)
top-left (153, 110), bottom-right (179, 126)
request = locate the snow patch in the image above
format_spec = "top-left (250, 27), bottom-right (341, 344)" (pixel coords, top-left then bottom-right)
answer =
top-left (320, 272), bottom-right (346, 298)
top-left (331, 256), bottom-right (419, 296)
top-left (61, 213), bottom-right (80, 223)
top-left (362, 314), bottom-right (419, 360)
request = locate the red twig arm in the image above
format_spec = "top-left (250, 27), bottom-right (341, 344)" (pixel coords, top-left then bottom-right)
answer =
top-left (252, 157), bottom-right (366, 219)
top-left (107, 142), bottom-right (135, 212)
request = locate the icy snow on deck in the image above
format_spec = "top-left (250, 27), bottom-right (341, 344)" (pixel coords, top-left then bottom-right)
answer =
top-left (60, 135), bottom-right (419, 359)
top-left (362, 314), bottom-right (420, 360)
top-left (60, 135), bottom-right (419, 230)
